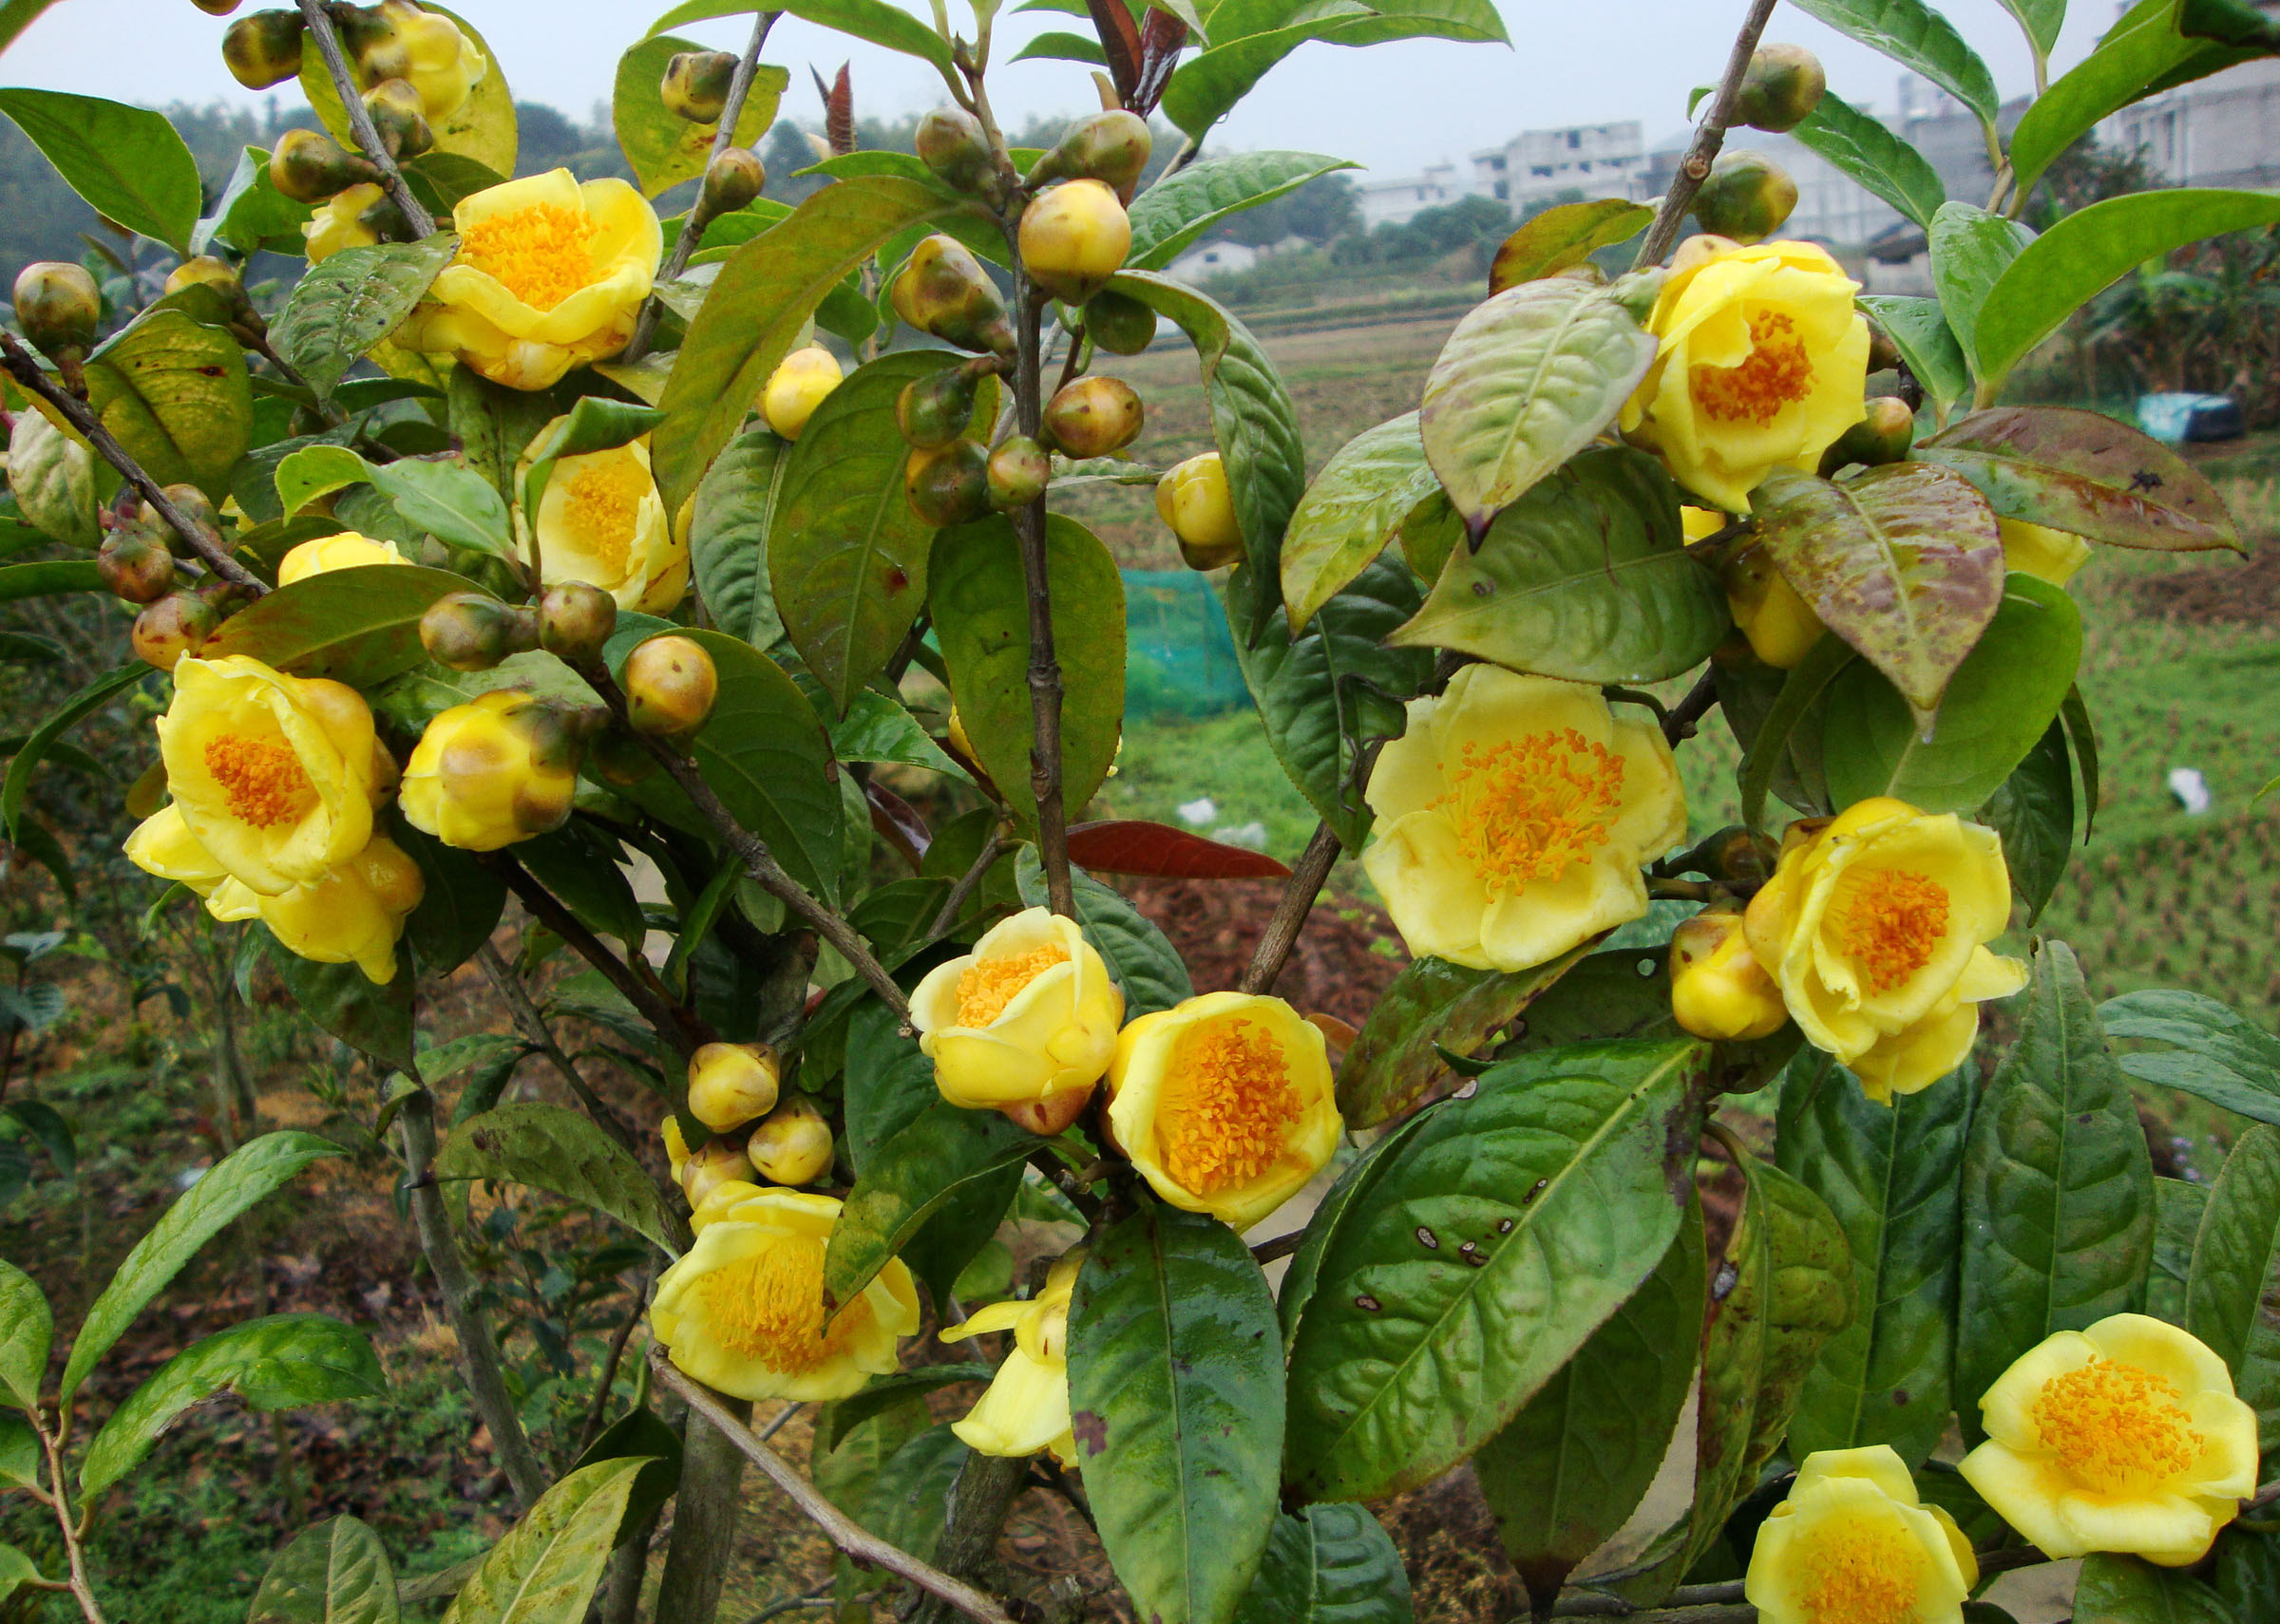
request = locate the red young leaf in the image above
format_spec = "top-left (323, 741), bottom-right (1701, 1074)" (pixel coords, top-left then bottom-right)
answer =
top-left (864, 780), bottom-right (930, 868)
top-left (1066, 820), bottom-right (1293, 880)
top-left (1085, 0), bottom-right (1144, 104)
top-left (814, 62), bottom-right (855, 157)
top-left (1132, 9), bottom-right (1189, 115)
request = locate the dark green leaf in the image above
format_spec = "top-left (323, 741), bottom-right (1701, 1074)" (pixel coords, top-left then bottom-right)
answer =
top-left (1, 1101), bottom-right (73, 1179)
top-left (0, 1261), bottom-right (50, 1412)
top-left (2214, 1525), bottom-right (2280, 1624)
top-left (83, 307), bottom-right (253, 501)
top-left (203, 565), bottom-right (475, 688)
top-left (1128, 153), bottom-right (1359, 271)
top-left (516, 823), bottom-right (648, 951)
top-left (1233, 1503), bottom-right (1414, 1624)
top-left (1914, 406), bottom-right (2240, 552)
top-left (1334, 944), bottom-right (1593, 1128)
top-left (0, 664), bottom-right (143, 840)
top-left (1486, 198), bottom-right (1655, 292)
top-left (1015, 847), bottom-right (1193, 1018)
top-left (1279, 411), bottom-right (1437, 633)
top-left (2074, 1552), bottom-right (2241, 1624)
top-left (439, 1456), bottom-right (650, 1624)
top-left (832, 689), bottom-right (970, 782)
top-left (437, 1104), bottom-right (678, 1257)
top-left (198, 145), bottom-right (316, 260)
top-left (391, 822), bottom-right (505, 975)
top-left (0, 559), bottom-right (102, 603)
top-left (1787, 0), bottom-right (2000, 123)
top-left (689, 428), bottom-right (789, 649)
top-left (271, 237), bottom-right (459, 406)
top-left (2102, 989), bottom-right (2280, 1127)
top-left (2185, 1124), bottom-right (2280, 1451)
top-left (569, 1407), bottom-right (682, 1548)
top-left (1789, 91), bottom-right (1946, 233)
top-left (266, 941), bottom-right (415, 1071)
top-left (371, 457), bottom-right (515, 559)
top-left (0, 89), bottom-right (201, 252)
top-left (2151, 1176), bottom-right (2209, 1327)
top-left (825, 1102), bottom-right (1031, 1308)
top-left (816, 1364), bottom-right (997, 1455)
top-left (1738, 633), bottom-right (1855, 831)
top-left (1859, 294), bottom-right (1971, 427)
top-left (844, 998), bottom-right (946, 1174)
top-left (1978, 718), bottom-right (2074, 925)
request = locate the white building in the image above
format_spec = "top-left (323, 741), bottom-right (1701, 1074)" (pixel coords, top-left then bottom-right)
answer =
top-left (1472, 121), bottom-right (1649, 214)
top-left (1164, 238), bottom-right (1259, 283)
top-left (1354, 161), bottom-right (1479, 229)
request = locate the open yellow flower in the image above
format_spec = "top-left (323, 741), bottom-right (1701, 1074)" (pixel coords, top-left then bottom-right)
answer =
top-left (910, 908), bottom-right (1124, 1109)
top-left (400, 690), bottom-right (579, 852)
top-left (156, 655), bottom-right (389, 897)
top-left (1960, 1314), bottom-right (2258, 1566)
top-left (940, 1252), bottom-right (1082, 1465)
top-left (650, 1187), bottom-right (918, 1402)
top-left (302, 182), bottom-right (387, 264)
top-left (1107, 991), bottom-right (1340, 1231)
top-left (210, 836), bottom-right (425, 984)
top-left (396, 170), bottom-right (660, 390)
top-left (1743, 798), bottom-right (2026, 1103)
top-left (1620, 236), bottom-right (1870, 512)
top-left (277, 531), bottom-right (408, 585)
top-left (1746, 1445), bottom-right (1977, 1624)
top-left (1362, 665), bottom-right (1686, 973)
top-left (514, 420), bottom-right (686, 613)
top-left (2000, 518), bottom-right (2091, 588)
top-left (376, 0), bottom-right (487, 121)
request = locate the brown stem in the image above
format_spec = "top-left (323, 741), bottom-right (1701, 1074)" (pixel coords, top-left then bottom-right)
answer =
top-left (906, 1449), bottom-right (1029, 1624)
top-left (1631, 0), bottom-right (1779, 270)
top-left (293, 0), bottom-right (438, 238)
top-left (1661, 668), bottom-right (1721, 747)
top-left (1239, 821), bottom-right (1340, 995)
top-left (649, 1347), bottom-right (1016, 1624)
top-left (475, 939), bottom-right (646, 1156)
top-left (1003, 278), bottom-right (1074, 917)
top-left (485, 851), bottom-right (710, 1058)
top-left (928, 827), bottom-right (1003, 936)
top-left (656, 1382), bottom-right (750, 1624)
top-left (1248, 1229), bottom-right (1305, 1266)
top-left (38, 1424), bottom-right (106, 1624)
top-left (0, 333), bottom-right (265, 594)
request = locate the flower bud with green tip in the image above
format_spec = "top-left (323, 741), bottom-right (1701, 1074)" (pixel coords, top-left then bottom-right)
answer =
top-left (917, 104), bottom-right (996, 195)
top-left (1041, 375), bottom-right (1144, 459)
top-left (699, 147), bottom-right (766, 218)
top-left (1735, 44), bottom-right (1826, 135)
top-left (1691, 150), bottom-right (1796, 245)
top-left (1027, 108), bottom-right (1151, 198)
top-left (221, 9), bottom-right (305, 89)
top-left (890, 235), bottom-right (1016, 356)
top-left (895, 364), bottom-right (982, 451)
top-left (662, 49), bottom-right (737, 123)
top-left (362, 77), bottom-right (434, 160)
top-left (1084, 289), bottom-right (1156, 355)
top-left (905, 440), bottom-right (992, 528)
top-left (334, 3), bottom-right (408, 85)
top-left (1819, 397), bottom-right (1915, 475)
top-left (987, 436), bottom-right (1050, 511)
top-left (419, 592), bottom-right (538, 672)
top-left (193, 0), bottom-right (244, 13)
top-left (538, 580), bottom-right (618, 664)
top-left (624, 634), bottom-right (718, 741)
top-left (12, 261), bottom-right (100, 371)
top-left (98, 531), bottom-right (176, 605)
top-left (269, 128), bottom-right (383, 205)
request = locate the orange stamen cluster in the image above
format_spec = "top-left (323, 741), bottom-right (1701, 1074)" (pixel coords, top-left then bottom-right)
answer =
top-left (1691, 310), bottom-right (1814, 425)
top-left (1837, 869), bottom-right (1950, 992)
top-left (955, 941), bottom-right (1070, 1029)
top-left (459, 203), bottom-right (598, 310)
top-left (561, 455), bottom-right (651, 572)
top-left (203, 734), bottom-right (315, 829)
top-left (1436, 729), bottom-right (1625, 898)
top-left (692, 1237), bottom-right (870, 1374)
top-left (1796, 1520), bottom-right (1921, 1624)
top-left (2034, 1358), bottom-right (2204, 1491)
top-left (1157, 1018), bottom-right (1299, 1196)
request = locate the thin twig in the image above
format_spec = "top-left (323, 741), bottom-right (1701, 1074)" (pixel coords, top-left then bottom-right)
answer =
top-left (1631, 0), bottom-right (1779, 270)
top-left (1003, 275), bottom-right (1075, 917)
top-left (1239, 821), bottom-right (1340, 995)
top-left (485, 850), bottom-right (709, 1057)
top-left (928, 828), bottom-right (1003, 936)
top-left (575, 1268), bottom-right (654, 1458)
top-left (1660, 668), bottom-right (1721, 747)
top-left (0, 333), bottom-right (265, 593)
top-left (1248, 1229), bottom-right (1304, 1266)
top-left (293, 0), bottom-right (437, 238)
top-left (38, 1424), bottom-right (105, 1624)
top-left (649, 1347), bottom-right (1016, 1624)
top-left (759, 1400), bottom-right (807, 1442)
top-left (476, 940), bottom-right (645, 1155)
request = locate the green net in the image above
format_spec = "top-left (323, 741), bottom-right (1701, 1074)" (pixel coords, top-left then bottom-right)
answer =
top-left (1121, 568), bottom-right (1252, 722)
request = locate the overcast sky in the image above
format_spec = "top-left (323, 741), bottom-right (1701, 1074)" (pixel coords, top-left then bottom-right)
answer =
top-left (6, 1), bottom-right (2125, 178)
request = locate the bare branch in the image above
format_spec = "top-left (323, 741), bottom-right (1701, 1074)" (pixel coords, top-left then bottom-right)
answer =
top-left (1631, 0), bottom-right (1778, 270)
top-left (1004, 274), bottom-right (1075, 916)
top-left (292, 0), bottom-right (438, 238)
top-left (1239, 821), bottom-right (1341, 995)
top-left (928, 826), bottom-right (1004, 936)
top-left (485, 850), bottom-right (710, 1057)
top-left (476, 940), bottom-right (645, 1155)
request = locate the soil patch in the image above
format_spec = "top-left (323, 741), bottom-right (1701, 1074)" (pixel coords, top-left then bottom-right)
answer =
top-left (1112, 876), bottom-right (1405, 1029)
top-left (2127, 543), bottom-right (2280, 623)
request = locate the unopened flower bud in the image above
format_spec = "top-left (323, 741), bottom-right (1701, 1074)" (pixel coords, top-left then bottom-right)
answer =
top-left (1027, 109), bottom-right (1151, 198)
top-left (681, 1136), bottom-right (756, 1207)
top-left (905, 440), bottom-right (991, 529)
top-left (1735, 44), bottom-right (1826, 135)
top-left (895, 364), bottom-right (981, 451)
top-left (401, 690), bottom-right (582, 850)
top-left (748, 1096), bottom-right (832, 1186)
top-left (1018, 179), bottom-right (1130, 305)
top-left (661, 49), bottom-right (737, 123)
top-left (987, 436), bottom-right (1049, 510)
top-left (1083, 289), bottom-right (1156, 356)
top-left (762, 346), bottom-right (842, 441)
top-left (221, 9), bottom-right (305, 89)
top-left (132, 593), bottom-right (219, 671)
top-left (1691, 150), bottom-right (1797, 245)
top-left (193, 0), bottom-right (244, 13)
top-left (623, 634), bottom-right (717, 741)
top-left (13, 261), bottom-right (99, 368)
top-left (1819, 396), bottom-right (1916, 474)
top-left (891, 235), bottom-right (1016, 356)
top-left (1670, 911), bottom-right (1788, 1042)
top-left (1689, 825), bottom-right (1781, 891)
top-left (686, 1041), bottom-right (782, 1133)
top-left (1866, 318), bottom-right (1903, 375)
top-left (917, 104), bottom-right (995, 194)
top-left (1041, 374), bottom-right (1143, 459)
top-left (270, 127), bottom-right (381, 205)
top-left (1001, 1086), bottom-right (1093, 1138)
top-left (164, 255), bottom-right (241, 302)
top-left (419, 591), bottom-right (538, 672)
top-left (370, 1), bottom-right (486, 122)
top-left (363, 77), bottom-right (434, 160)
top-left (538, 580), bottom-right (618, 664)
top-left (699, 147), bottom-right (766, 217)
top-left (334, 2), bottom-right (408, 83)
top-left (98, 531), bottom-right (176, 604)
top-left (157, 484), bottom-right (225, 560)
top-left (1156, 452), bottom-right (1243, 571)
top-left (1721, 545), bottom-right (1824, 670)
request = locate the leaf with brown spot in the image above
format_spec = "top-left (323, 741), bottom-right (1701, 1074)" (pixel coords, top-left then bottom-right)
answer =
top-left (1488, 198), bottom-right (1654, 293)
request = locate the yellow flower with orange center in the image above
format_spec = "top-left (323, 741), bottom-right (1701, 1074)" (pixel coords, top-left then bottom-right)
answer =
top-left (276, 531), bottom-right (408, 585)
top-left (1743, 798), bottom-right (2025, 1103)
top-left (650, 1186), bottom-right (919, 1402)
top-left (1745, 1445), bottom-right (1977, 1624)
top-left (1620, 236), bottom-right (1870, 512)
top-left (940, 1252), bottom-right (1083, 1465)
top-left (910, 908), bottom-right (1124, 1110)
top-left (1960, 1314), bottom-right (2258, 1566)
top-left (512, 416), bottom-right (686, 613)
top-left (1107, 991), bottom-right (1340, 1230)
top-left (395, 169), bottom-right (660, 391)
top-left (1362, 665), bottom-right (1686, 973)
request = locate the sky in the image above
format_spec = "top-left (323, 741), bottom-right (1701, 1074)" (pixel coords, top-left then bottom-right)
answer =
top-left (5, 1), bottom-right (2130, 179)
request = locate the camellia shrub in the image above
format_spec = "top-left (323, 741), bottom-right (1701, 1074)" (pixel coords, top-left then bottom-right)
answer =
top-left (3, 0), bottom-right (2280, 1619)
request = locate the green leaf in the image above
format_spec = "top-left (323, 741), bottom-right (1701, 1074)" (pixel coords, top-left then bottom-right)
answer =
top-left (1417, 273), bottom-right (1659, 534)
top-left (770, 352), bottom-right (946, 713)
top-left (0, 559), bottom-right (102, 603)
top-left (1786, 0), bottom-right (2000, 123)
top-left (1914, 406), bottom-right (2240, 552)
top-left (265, 942), bottom-right (416, 1071)
top-left (814, 1364), bottom-right (997, 1455)
top-left (276, 445), bottom-right (370, 519)
top-left (0, 1415), bottom-right (38, 1487)
top-left (1822, 574), bottom-right (2081, 814)
top-left (930, 514), bottom-right (1125, 826)
top-left (655, 178), bottom-right (968, 513)
top-left (1858, 294), bottom-right (1972, 427)
top-left (2101, 990), bottom-right (2280, 1127)
top-left (1474, 1199), bottom-right (1704, 1609)
top-left (776, 0), bottom-right (957, 71)
top-left (1334, 944), bottom-right (1595, 1128)
top-left (811, 1404), bottom-right (964, 1570)
top-left (1, 664), bottom-right (144, 841)
top-left (1977, 718), bottom-right (2074, 925)
top-left (514, 824), bottom-right (648, 951)
top-left (0, 1541), bottom-right (46, 1607)
top-left (1486, 198), bottom-right (1655, 293)
top-left (197, 144), bottom-right (316, 259)
top-left (437, 1104), bottom-right (678, 1257)
top-left (2186, 1124), bottom-right (2280, 1452)
top-left (82, 307), bottom-right (252, 502)
top-left (832, 689), bottom-right (970, 782)
top-left (1011, 28), bottom-right (1109, 62)
top-left (2152, 1183), bottom-right (2211, 1338)
top-left (2214, 1525), bottom-right (2280, 1623)
top-left (1928, 202), bottom-right (2032, 384)
top-left (1391, 444), bottom-right (1725, 683)
top-left (843, 998), bottom-right (945, 1172)
top-left (689, 428), bottom-right (789, 649)
top-left (1126, 151), bottom-right (1360, 271)
top-left (1158, 0), bottom-right (1506, 136)
top-left (1957, 940), bottom-right (2155, 1442)
top-left (372, 457), bottom-right (516, 559)
top-left (1225, 555), bottom-right (1434, 852)
top-left (1232, 1504), bottom-right (1414, 1624)
top-left (272, 237), bottom-right (460, 407)
top-left (62, 1131), bottom-right (339, 1403)
top-left (246, 1516), bottom-right (400, 1624)
top-left (0, 89), bottom-right (200, 252)
top-left (8, 410), bottom-right (104, 548)
top-left (81, 1313), bottom-right (383, 1499)
top-left (614, 35), bottom-right (788, 198)
top-left (1777, 1051), bottom-right (1969, 1467)
top-left (391, 822), bottom-right (506, 975)
top-left (440, 1456), bottom-right (650, 1624)
top-left (203, 565), bottom-right (475, 688)
top-left (1998, 0), bottom-right (2066, 56)
top-left (2074, 1553), bottom-right (2241, 1624)
top-left (0, 0), bottom-right (66, 53)
top-left (401, 151), bottom-right (508, 218)
top-left (826, 1103), bottom-right (1031, 1310)
top-left (1733, 633), bottom-right (1850, 827)
top-left (1015, 847), bottom-right (1194, 1017)
top-left (1279, 411), bottom-right (1438, 633)
top-left (1788, 92), bottom-right (1945, 233)
top-left (1282, 1039), bottom-right (1702, 1500)
top-left (518, 397), bottom-right (670, 536)
top-left (1068, 1203), bottom-right (1284, 1624)
top-left (569, 1407), bottom-right (681, 1548)
top-left (0, 1261), bottom-right (50, 1412)
top-left (1752, 463), bottom-right (2003, 722)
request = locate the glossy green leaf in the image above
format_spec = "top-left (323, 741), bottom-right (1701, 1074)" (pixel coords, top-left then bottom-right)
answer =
top-left (1475, 1199), bottom-right (1704, 1609)
top-left (2074, 1553), bottom-right (2240, 1624)
top-left (2150, 1177), bottom-right (2209, 1328)
top-left (1752, 463), bottom-right (2003, 722)
top-left (276, 445), bottom-right (370, 519)
top-left (1224, 555), bottom-right (1433, 852)
top-left (438, 1104), bottom-right (677, 1257)
top-left (391, 822), bottom-right (505, 975)
top-left (0, 1261), bottom-right (50, 1413)
top-left (271, 237), bottom-right (459, 407)
top-left (1777, 1051), bottom-right (1969, 1467)
top-left (814, 1365), bottom-right (996, 1455)
top-left (1392, 444), bottom-right (1724, 682)
top-left (1015, 846), bottom-right (1193, 1017)
top-left (689, 427), bottom-right (789, 649)
top-left (1730, 633), bottom-right (1847, 825)
top-left (2214, 1525), bottom-right (2280, 1623)
top-left (203, 565), bottom-right (474, 688)
top-left (196, 144), bottom-right (316, 259)
top-left (1283, 1039), bottom-right (1701, 1501)
top-left (246, 1516), bottom-right (400, 1624)
top-left (842, 998), bottom-right (943, 1174)
top-left (1, 664), bottom-right (143, 841)
top-left (441, 1456), bottom-right (649, 1624)
top-left (1928, 202), bottom-right (2032, 386)
top-left (0, 89), bottom-right (200, 252)
top-left (1978, 717), bottom-right (2074, 925)
top-left (373, 457), bottom-right (516, 559)
top-left (0, 1), bottom-right (66, 53)
top-left (1159, 0), bottom-right (1506, 136)
top-left (1957, 941), bottom-right (2155, 1441)
top-left (1789, 92), bottom-right (1946, 233)
top-left (931, 514), bottom-right (1125, 826)
top-left (1858, 294), bottom-right (1971, 427)
top-left (7, 410), bottom-right (104, 548)
top-left (832, 689), bottom-right (969, 782)
top-left (1280, 411), bottom-right (1437, 633)
top-left (1998, 0), bottom-right (2066, 54)
top-left (1069, 1203), bottom-right (1283, 1624)
top-left (811, 1403), bottom-right (963, 1573)
top-left (300, 7), bottom-right (515, 179)
top-left (1128, 152), bottom-right (1358, 271)
top-left (2185, 1124), bottom-right (2280, 1451)
top-left (1417, 273), bottom-right (1658, 533)
top-left (265, 940), bottom-right (415, 1070)
top-left (81, 307), bottom-right (252, 502)
top-left (2101, 989), bottom-right (2280, 1127)
top-left (1232, 1504), bottom-right (1414, 1624)
top-left (62, 1131), bottom-right (338, 1403)
top-left (401, 151), bottom-right (509, 218)
top-left (447, 369), bottom-right (559, 520)
top-left (1487, 198), bottom-right (1654, 293)
top-left (1788, 0), bottom-right (2000, 122)
top-left (826, 1102), bottom-right (1031, 1309)
top-left (613, 35), bottom-right (787, 198)
top-left (1914, 406), bottom-right (2240, 552)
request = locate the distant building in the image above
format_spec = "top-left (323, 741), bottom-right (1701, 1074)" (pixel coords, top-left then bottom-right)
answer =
top-left (1472, 122), bottom-right (1649, 214)
top-left (1354, 162), bottom-right (1478, 230)
top-left (2102, 43), bottom-right (2280, 187)
top-left (1164, 238), bottom-right (1259, 283)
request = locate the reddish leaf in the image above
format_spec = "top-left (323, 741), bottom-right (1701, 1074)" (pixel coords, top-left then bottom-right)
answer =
top-left (1132, 9), bottom-right (1188, 116)
top-left (1912, 406), bottom-right (2239, 552)
top-left (864, 780), bottom-right (930, 868)
top-left (815, 63), bottom-right (855, 157)
top-left (1086, 0), bottom-right (1144, 104)
top-left (1065, 820), bottom-right (1292, 880)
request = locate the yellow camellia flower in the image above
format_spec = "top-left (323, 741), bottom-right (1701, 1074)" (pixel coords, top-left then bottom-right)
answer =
top-left (940, 1253), bottom-right (1082, 1465)
top-left (1744, 798), bottom-right (2026, 1103)
top-left (1362, 665), bottom-right (1686, 973)
top-left (156, 655), bottom-right (389, 897)
top-left (302, 181), bottom-right (387, 264)
top-left (277, 531), bottom-right (408, 585)
top-left (377, 0), bottom-right (487, 121)
top-left (395, 170), bottom-right (661, 391)
top-left (1960, 1314), bottom-right (2258, 1566)
top-left (1106, 991), bottom-right (1340, 1231)
top-left (2000, 518), bottom-right (2091, 588)
top-left (210, 837), bottom-right (425, 984)
top-left (910, 908), bottom-right (1124, 1109)
top-left (514, 420), bottom-right (687, 613)
top-left (399, 690), bottom-right (578, 852)
top-left (123, 802), bottom-right (233, 898)
top-left (1620, 236), bottom-right (1871, 512)
top-left (649, 1186), bottom-right (919, 1402)
top-left (1746, 1445), bottom-right (1977, 1624)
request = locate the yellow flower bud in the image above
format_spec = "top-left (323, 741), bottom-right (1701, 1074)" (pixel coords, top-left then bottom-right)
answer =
top-left (12, 261), bottom-right (99, 365)
top-left (302, 181), bottom-right (390, 263)
top-left (762, 346), bottom-right (843, 441)
top-left (1722, 544), bottom-right (1826, 670)
top-left (1745, 1446), bottom-right (1974, 1624)
top-left (623, 634), bottom-right (717, 740)
top-left (1998, 518), bottom-right (2091, 588)
top-left (515, 417), bottom-right (686, 613)
top-left (1959, 1314), bottom-right (2258, 1566)
top-left (748, 1096), bottom-right (833, 1186)
top-left (910, 907), bottom-right (1124, 1109)
top-left (375, 0), bottom-right (487, 122)
top-left (222, 9), bottom-right (305, 89)
top-left (686, 1042), bottom-right (782, 1134)
top-left (939, 1251), bottom-right (1084, 1463)
top-left (277, 530), bottom-right (408, 585)
top-left (662, 1116), bottom-right (692, 1182)
top-left (680, 1136), bottom-right (756, 1208)
top-left (1041, 374), bottom-right (1144, 460)
top-left (132, 593), bottom-right (219, 671)
top-left (270, 128), bottom-right (379, 205)
top-left (1735, 43), bottom-right (1826, 134)
top-left (1669, 910), bottom-right (1788, 1042)
top-left (1017, 179), bottom-right (1131, 304)
top-left (399, 690), bottom-right (579, 852)
top-left (1155, 451), bottom-right (1244, 570)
